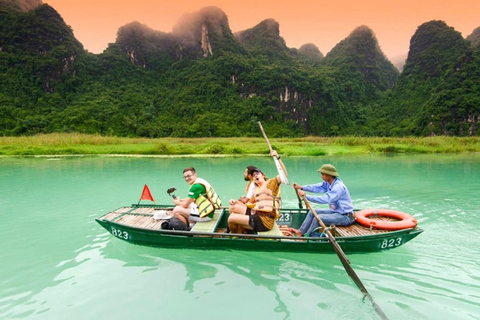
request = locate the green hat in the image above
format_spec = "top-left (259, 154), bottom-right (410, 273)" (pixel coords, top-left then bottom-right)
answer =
top-left (317, 164), bottom-right (339, 177)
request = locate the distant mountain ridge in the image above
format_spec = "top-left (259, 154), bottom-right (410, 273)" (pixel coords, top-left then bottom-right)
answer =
top-left (373, 20), bottom-right (479, 136)
top-left (0, 2), bottom-right (479, 137)
top-left (235, 19), bottom-right (292, 59)
top-left (466, 27), bottom-right (480, 47)
top-left (323, 25), bottom-right (399, 93)
top-left (298, 43), bottom-right (324, 61)
top-left (0, 0), bottom-right (42, 11)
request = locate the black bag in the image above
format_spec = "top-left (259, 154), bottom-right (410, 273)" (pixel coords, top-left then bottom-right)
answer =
top-left (161, 217), bottom-right (190, 231)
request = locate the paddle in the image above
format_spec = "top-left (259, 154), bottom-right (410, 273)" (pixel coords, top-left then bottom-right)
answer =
top-left (297, 191), bottom-right (388, 320)
top-left (257, 121), bottom-right (289, 185)
top-left (296, 192), bottom-right (303, 209)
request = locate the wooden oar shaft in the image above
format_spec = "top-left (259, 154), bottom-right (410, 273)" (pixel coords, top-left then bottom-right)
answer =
top-left (257, 121), bottom-right (289, 185)
top-left (299, 193), bottom-right (388, 320)
top-left (257, 121), bottom-right (273, 151)
top-left (300, 194), bottom-right (350, 263)
top-left (296, 192), bottom-right (303, 209)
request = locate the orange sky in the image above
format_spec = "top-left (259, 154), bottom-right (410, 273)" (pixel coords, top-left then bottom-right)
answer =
top-left (45, 0), bottom-right (479, 62)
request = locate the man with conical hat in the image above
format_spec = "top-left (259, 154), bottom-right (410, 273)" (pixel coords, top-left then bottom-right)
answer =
top-left (291, 164), bottom-right (355, 237)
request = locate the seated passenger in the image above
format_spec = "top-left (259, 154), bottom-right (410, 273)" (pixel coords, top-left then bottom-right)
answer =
top-left (228, 165), bottom-right (260, 214)
top-left (172, 167), bottom-right (221, 226)
top-left (228, 150), bottom-right (287, 233)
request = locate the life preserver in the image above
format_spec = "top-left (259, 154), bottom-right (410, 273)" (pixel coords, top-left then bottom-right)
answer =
top-left (354, 209), bottom-right (417, 230)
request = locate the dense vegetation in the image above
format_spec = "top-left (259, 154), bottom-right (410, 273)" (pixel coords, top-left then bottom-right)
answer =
top-left (0, 3), bottom-right (479, 138)
top-left (2, 134), bottom-right (479, 156)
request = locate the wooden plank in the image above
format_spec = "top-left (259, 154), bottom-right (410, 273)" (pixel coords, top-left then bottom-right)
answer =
top-left (119, 214), bottom-right (137, 225)
top-left (138, 216), bottom-right (156, 228)
top-left (258, 223), bottom-right (282, 236)
top-left (131, 216), bottom-right (146, 227)
top-left (149, 220), bottom-right (164, 230)
top-left (336, 222), bottom-right (391, 237)
top-left (102, 212), bottom-right (122, 221)
top-left (131, 215), bottom-right (147, 227)
top-left (115, 207), bottom-right (133, 214)
top-left (190, 209), bottom-right (223, 233)
top-left (132, 207), bottom-right (153, 215)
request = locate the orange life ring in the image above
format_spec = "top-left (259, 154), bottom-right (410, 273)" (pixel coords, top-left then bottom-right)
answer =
top-left (354, 209), bottom-right (417, 230)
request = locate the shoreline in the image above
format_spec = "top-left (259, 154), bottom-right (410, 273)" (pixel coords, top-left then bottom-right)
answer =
top-left (1, 134), bottom-right (479, 157)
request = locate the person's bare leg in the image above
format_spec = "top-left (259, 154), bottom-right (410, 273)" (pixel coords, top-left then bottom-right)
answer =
top-left (173, 206), bottom-right (190, 225)
top-left (228, 214), bottom-right (252, 234)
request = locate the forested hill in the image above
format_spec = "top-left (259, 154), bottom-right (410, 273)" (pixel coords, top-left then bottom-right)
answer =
top-left (466, 27), bottom-right (480, 47)
top-left (0, 3), bottom-right (479, 137)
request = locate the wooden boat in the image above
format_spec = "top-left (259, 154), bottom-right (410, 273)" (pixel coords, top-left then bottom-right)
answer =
top-left (96, 204), bottom-right (423, 253)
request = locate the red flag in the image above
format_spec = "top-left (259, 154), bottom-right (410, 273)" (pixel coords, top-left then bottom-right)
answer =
top-left (140, 184), bottom-right (155, 202)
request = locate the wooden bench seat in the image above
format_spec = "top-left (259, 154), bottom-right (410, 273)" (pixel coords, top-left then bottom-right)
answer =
top-left (257, 222), bottom-right (283, 236)
top-left (190, 209), bottom-right (224, 233)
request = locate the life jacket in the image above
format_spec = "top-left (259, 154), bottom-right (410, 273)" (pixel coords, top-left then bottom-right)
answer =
top-left (250, 178), bottom-right (281, 220)
top-left (245, 181), bottom-right (253, 193)
top-left (193, 177), bottom-right (222, 218)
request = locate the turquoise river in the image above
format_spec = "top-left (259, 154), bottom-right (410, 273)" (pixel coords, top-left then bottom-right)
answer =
top-left (1, 154), bottom-right (479, 320)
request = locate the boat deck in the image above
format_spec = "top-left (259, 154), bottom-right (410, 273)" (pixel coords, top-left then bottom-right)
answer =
top-left (100, 206), bottom-right (167, 230)
top-left (335, 223), bottom-right (391, 237)
top-left (99, 206), bottom-right (402, 237)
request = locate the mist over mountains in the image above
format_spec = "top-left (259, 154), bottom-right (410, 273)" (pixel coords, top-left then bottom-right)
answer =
top-left (0, 0), bottom-right (41, 11)
top-left (1, 1), bottom-right (479, 137)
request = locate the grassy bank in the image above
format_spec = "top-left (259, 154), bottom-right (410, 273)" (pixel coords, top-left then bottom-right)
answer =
top-left (0, 133), bottom-right (479, 156)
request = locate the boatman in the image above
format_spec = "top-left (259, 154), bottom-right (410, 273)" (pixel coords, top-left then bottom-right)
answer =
top-left (172, 167), bottom-right (221, 226)
top-left (291, 164), bottom-right (355, 237)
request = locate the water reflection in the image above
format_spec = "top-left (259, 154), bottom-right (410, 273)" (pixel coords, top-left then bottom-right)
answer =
top-left (99, 240), bottom-right (393, 319)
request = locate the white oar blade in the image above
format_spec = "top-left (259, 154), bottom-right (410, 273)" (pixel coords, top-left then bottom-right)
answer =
top-left (273, 158), bottom-right (289, 185)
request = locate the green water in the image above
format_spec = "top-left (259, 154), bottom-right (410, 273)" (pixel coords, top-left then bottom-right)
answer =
top-left (1, 154), bottom-right (479, 320)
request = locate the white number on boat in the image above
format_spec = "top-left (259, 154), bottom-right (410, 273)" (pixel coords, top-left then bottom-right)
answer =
top-left (380, 237), bottom-right (402, 249)
top-left (111, 227), bottom-right (129, 240)
top-left (278, 213), bottom-right (291, 222)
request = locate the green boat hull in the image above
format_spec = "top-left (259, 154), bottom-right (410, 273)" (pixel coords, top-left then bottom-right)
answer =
top-left (95, 206), bottom-right (423, 253)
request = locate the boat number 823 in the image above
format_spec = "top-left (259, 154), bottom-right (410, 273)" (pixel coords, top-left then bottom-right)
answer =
top-left (111, 227), bottom-right (129, 240)
top-left (381, 237), bottom-right (402, 249)
top-left (278, 213), bottom-right (291, 222)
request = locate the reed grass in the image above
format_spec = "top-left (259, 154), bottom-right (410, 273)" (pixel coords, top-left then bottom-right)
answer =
top-left (0, 133), bottom-right (478, 156)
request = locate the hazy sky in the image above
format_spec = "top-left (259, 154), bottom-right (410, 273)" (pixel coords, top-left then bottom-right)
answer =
top-left (44, 0), bottom-right (479, 61)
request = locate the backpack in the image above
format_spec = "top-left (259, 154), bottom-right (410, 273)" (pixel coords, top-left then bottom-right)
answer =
top-left (161, 217), bottom-right (190, 231)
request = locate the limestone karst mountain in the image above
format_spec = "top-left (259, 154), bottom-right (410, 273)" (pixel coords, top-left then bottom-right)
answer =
top-left (298, 43), bottom-right (324, 62)
top-left (115, 6), bottom-right (246, 68)
top-left (376, 20), bottom-right (477, 136)
top-left (466, 26), bottom-right (480, 47)
top-left (234, 19), bottom-right (292, 60)
top-left (172, 6), bottom-right (246, 58)
top-left (1, 2), bottom-right (478, 137)
top-left (323, 25), bottom-right (399, 94)
top-left (402, 20), bottom-right (470, 79)
top-left (0, 0), bottom-right (42, 11)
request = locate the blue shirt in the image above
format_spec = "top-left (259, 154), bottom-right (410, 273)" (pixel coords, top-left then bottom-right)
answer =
top-left (302, 178), bottom-right (353, 214)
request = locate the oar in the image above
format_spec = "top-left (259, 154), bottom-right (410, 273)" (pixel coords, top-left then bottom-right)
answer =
top-left (298, 191), bottom-right (388, 320)
top-left (257, 121), bottom-right (289, 185)
top-left (296, 192), bottom-right (303, 209)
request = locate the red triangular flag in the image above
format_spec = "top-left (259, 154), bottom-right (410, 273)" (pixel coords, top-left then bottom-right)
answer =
top-left (140, 184), bottom-right (155, 202)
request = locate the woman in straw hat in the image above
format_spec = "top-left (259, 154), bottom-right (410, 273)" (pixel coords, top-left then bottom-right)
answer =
top-left (291, 164), bottom-right (355, 237)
